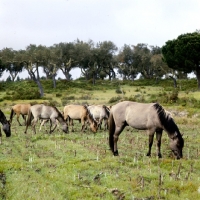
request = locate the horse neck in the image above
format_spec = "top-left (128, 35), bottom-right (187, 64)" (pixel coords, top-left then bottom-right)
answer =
top-left (56, 115), bottom-right (65, 124)
top-left (164, 121), bottom-right (181, 139)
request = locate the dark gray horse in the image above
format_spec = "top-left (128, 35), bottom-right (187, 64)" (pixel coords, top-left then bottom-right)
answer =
top-left (0, 109), bottom-right (11, 137)
top-left (24, 104), bottom-right (68, 134)
top-left (109, 101), bottom-right (184, 159)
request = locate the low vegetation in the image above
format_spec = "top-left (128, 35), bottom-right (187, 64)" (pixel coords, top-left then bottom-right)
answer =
top-left (0, 78), bottom-right (200, 199)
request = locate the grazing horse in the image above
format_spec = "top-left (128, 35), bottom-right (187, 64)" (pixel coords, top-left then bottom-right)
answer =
top-left (24, 104), bottom-right (68, 134)
top-left (63, 104), bottom-right (98, 133)
top-left (0, 110), bottom-right (11, 137)
top-left (88, 105), bottom-right (110, 130)
top-left (109, 101), bottom-right (184, 159)
top-left (10, 103), bottom-right (31, 126)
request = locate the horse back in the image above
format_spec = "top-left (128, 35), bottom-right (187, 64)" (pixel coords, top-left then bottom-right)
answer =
top-left (64, 105), bottom-right (86, 119)
top-left (12, 103), bottom-right (31, 115)
top-left (112, 101), bottom-right (161, 130)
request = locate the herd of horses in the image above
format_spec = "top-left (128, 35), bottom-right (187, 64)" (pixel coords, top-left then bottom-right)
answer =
top-left (0, 101), bottom-right (184, 160)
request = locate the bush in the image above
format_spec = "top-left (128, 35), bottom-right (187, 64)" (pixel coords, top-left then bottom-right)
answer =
top-left (4, 88), bottom-right (41, 100)
top-left (108, 96), bottom-right (122, 103)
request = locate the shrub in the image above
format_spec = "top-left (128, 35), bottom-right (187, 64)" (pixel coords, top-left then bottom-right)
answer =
top-left (108, 96), bottom-right (122, 103)
top-left (56, 93), bottom-right (62, 97)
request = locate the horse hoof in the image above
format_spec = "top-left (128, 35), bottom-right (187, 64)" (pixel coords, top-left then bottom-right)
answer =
top-left (146, 153), bottom-right (151, 157)
top-left (158, 154), bottom-right (162, 158)
top-left (114, 150), bottom-right (119, 156)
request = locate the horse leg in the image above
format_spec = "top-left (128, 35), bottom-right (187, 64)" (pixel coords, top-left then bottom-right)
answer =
top-left (69, 118), bottom-right (74, 132)
top-left (31, 119), bottom-right (38, 134)
top-left (22, 114), bottom-right (26, 125)
top-left (17, 114), bottom-right (22, 126)
top-left (49, 119), bottom-right (57, 134)
top-left (98, 118), bottom-right (103, 130)
top-left (104, 119), bottom-right (108, 131)
top-left (39, 119), bottom-right (47, 131)
top-left (146, 133), bottom-right (155, 157)
top-left (81, 118), bottom-right (86, 132)
top-left (156, 130), bottom-right (163, 158)
top-left (113, 126), bottom-right (125, 156)
top-left (0, 128), bottom-right (2, 144)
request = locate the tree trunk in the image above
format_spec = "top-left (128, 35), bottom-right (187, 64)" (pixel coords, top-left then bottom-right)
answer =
top-left (36, 79), bottom-right (44, 97)
top-left (52, 74), bottom-right (56, 88)
top-left (196, 66), bottom-right (200, 90)
top-left (169, 76), bottom-right (177, 88)
top-left (92, 72), bottom-right (96, 85)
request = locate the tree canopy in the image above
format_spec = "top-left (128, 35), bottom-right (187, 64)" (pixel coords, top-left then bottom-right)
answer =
top-left (162, 31), bottom-right (200, 89)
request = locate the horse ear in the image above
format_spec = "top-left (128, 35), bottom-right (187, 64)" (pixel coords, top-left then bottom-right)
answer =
top-left (172, 132), bottom-right (178, 140)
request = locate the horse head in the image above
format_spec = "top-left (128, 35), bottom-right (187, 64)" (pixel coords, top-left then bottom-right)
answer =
top-left (90, 120), bottom-right (98, 133)
top-left (169, 132), bottom-right (184, 159)
top-left (2, 120), bottom-right (11, 137)
top-left (61, 122), bottom-right (68, 133)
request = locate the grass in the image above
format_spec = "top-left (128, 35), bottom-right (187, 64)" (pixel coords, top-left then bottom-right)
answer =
top-left (0, 78), bottom-right (200, 199)
top-left (0, 114), bottom-right (200, 199)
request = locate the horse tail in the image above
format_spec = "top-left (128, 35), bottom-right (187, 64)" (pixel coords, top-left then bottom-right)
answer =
top-left (108, 111), bottom-right (115, 153)
top-left (104, 105), bottom-right (110, 118)
top-left (24, 108), bottom-right (33, 134)
top-left (10, 108), bottom-right (15, 123)
top-left (26, 109), bottom-right (33, 126)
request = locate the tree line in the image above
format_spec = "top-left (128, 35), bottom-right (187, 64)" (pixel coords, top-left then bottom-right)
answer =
top-left (0, 31), bottom-right (200, 96)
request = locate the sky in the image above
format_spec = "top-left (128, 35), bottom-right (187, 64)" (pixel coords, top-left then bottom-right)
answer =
top-left (0, 0), bottom-right (199, 80)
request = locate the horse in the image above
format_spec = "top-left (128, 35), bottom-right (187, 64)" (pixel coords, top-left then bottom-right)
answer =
top-left (109, 101), bottom-right (184, 159)
top-left (0, 109), bottom-right (11, 137)
top-left (63, 104), bottom-right (98, 133)
top-left (88, 105), bottom-right (110, 130)
top-left (24, 104), bottom-right (68, 134)
top-left (10, 103), bottom-right (31, 126)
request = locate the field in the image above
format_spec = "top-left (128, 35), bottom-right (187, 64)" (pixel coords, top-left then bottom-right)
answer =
top-left (0, 79), bottom-right (200, 200)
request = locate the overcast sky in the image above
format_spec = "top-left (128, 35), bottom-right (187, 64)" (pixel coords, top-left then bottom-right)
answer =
top-left (0, 0), bottom-right (199, 79)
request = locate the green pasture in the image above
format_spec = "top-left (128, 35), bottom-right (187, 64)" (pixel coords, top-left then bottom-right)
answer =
top-left (0, 79), bottom-right (200, 199)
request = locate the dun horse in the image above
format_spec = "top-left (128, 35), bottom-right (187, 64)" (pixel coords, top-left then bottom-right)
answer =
top-left (24, 104), bottom-right (68, 134)
top-left (109, 101), bottom-right (184, 159)
top-left (63, 104), bottom-right (98, 133)
top-left (0, 110), bottom-right (11, 137)
top-left (10, 103), bottom-right (31, 126)
top-left (88, 105), bottom-right (110, 130)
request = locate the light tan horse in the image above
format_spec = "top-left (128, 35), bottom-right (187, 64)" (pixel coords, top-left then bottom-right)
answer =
top-left (24, 104), bottom-right (68, 134)
top-left (88, 105), bottom-right (110, 130)
top-left (63, 104), bottom-right (98, 133)
top-left (109, 101), bottom-right (184, 159)
top-left (10, 103), bottom-right (31, 126)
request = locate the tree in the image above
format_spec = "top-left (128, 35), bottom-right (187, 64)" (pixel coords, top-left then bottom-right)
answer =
top-left (117, 44), bottom-right (138, 81)
top-left (54, 42), bottom-right (77, 80)
top-left (18, 45), bottom-right (45, 97)
top-left (162, 32), bottom-right (200, 89)
top-left (0, 58), bottom-right (6, 78)
top-left (0, 48), bottom-right (23, 81)
top-left (40, 45), bottom-right (59, 88)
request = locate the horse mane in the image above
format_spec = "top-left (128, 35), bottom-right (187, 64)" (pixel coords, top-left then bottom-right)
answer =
top-left (53, 106), bottom-right (65, 120)
top-left (0, 109), bottom-right (8, 124)
top-left (153, 103), bottom-right (180, 135)
top-left (83, 105), bottom-right (98, 125)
